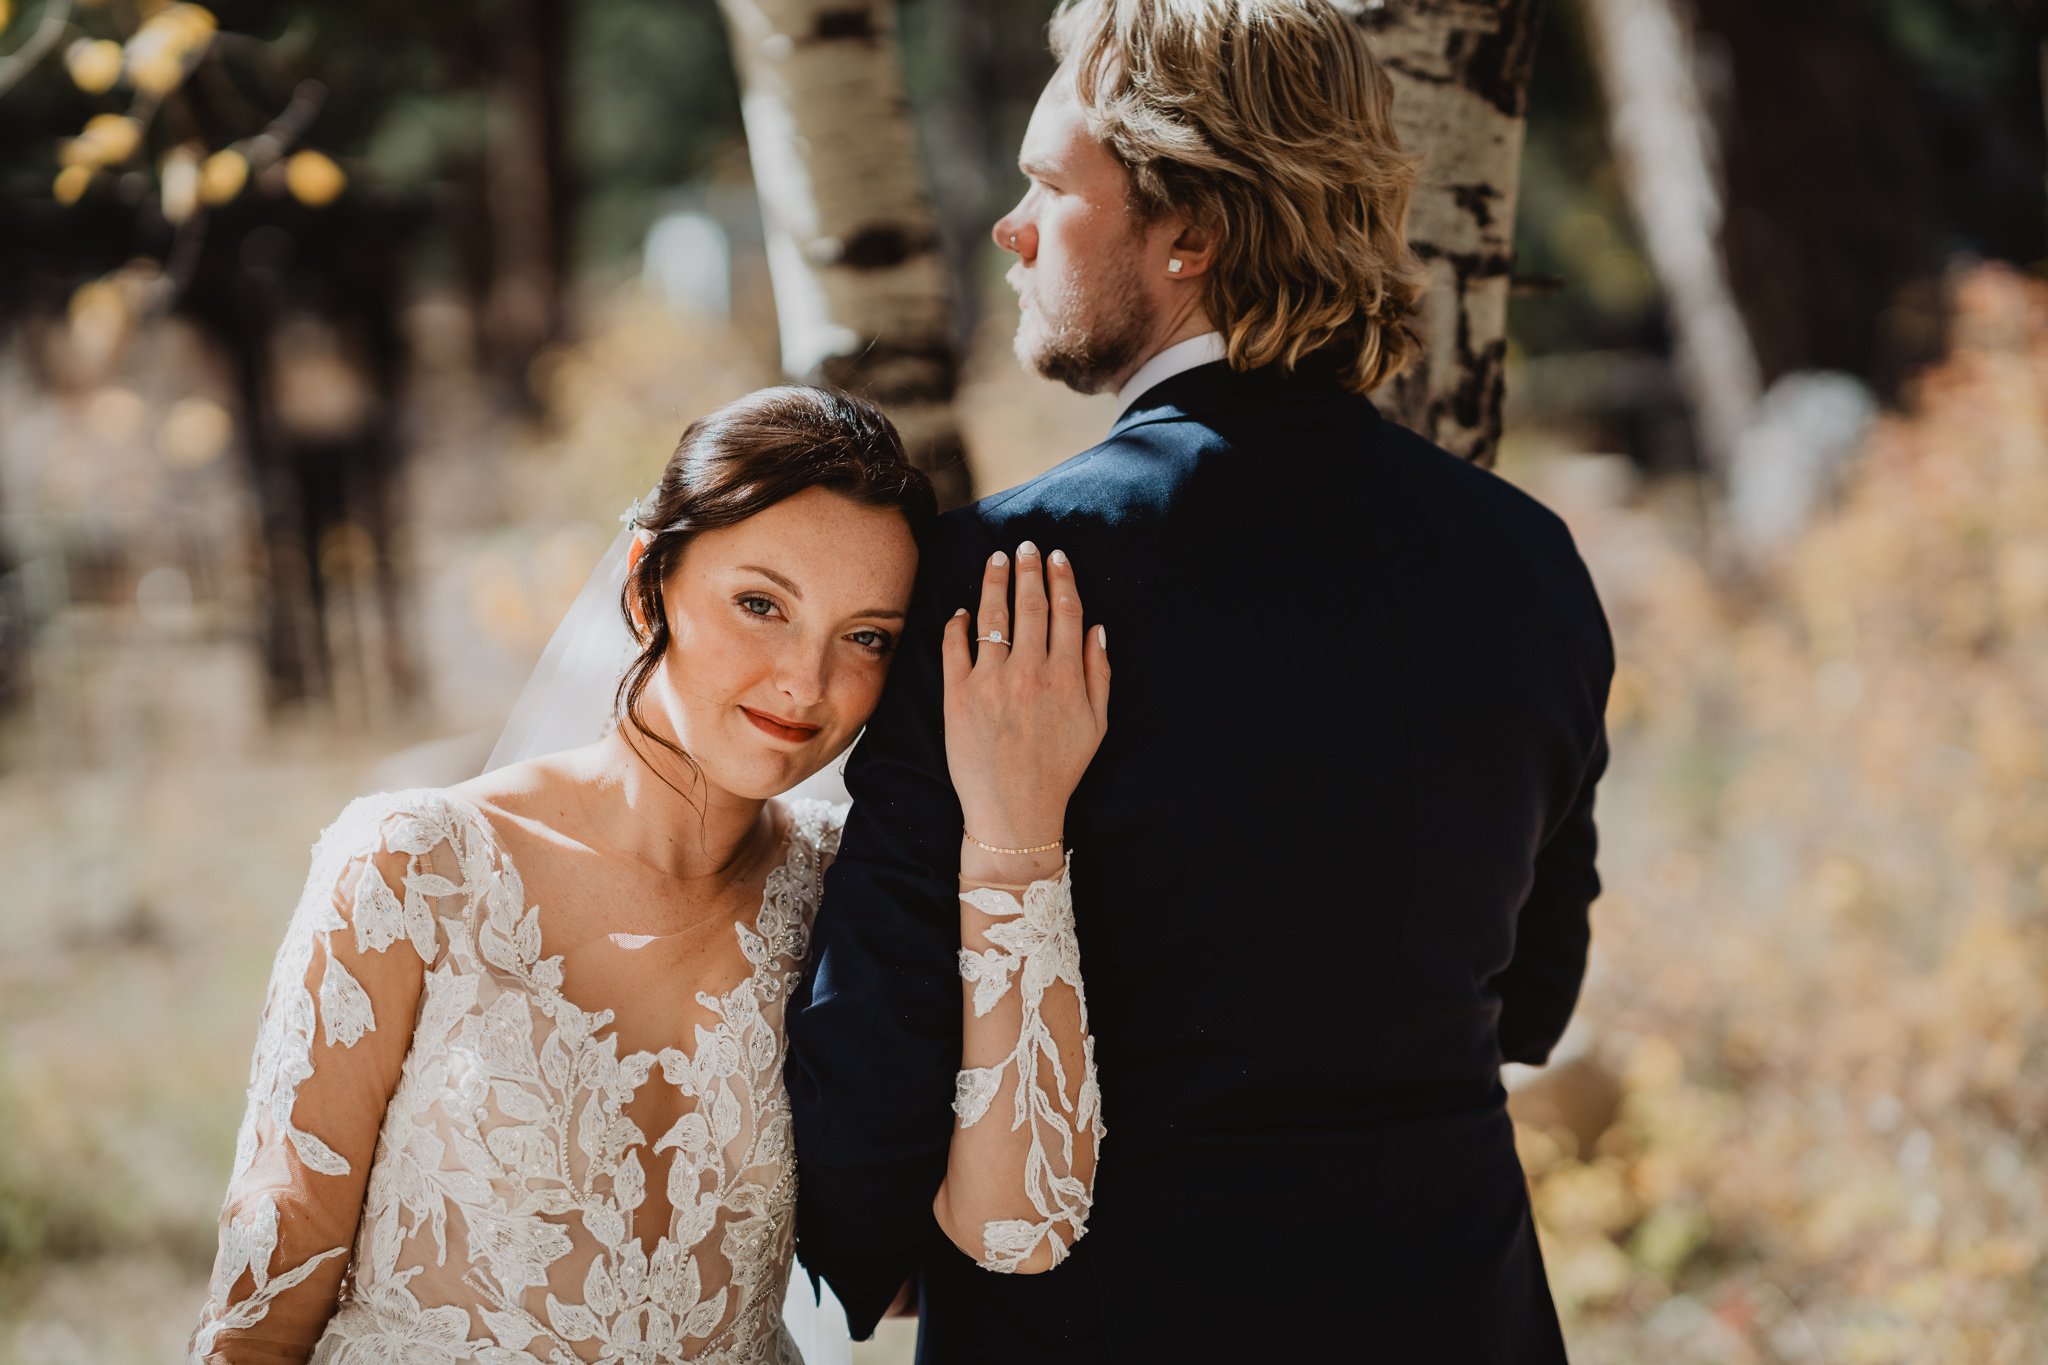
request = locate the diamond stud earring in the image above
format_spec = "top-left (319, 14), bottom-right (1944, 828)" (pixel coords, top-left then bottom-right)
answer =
top-left (1167, 258), bottom-right (1184, 274)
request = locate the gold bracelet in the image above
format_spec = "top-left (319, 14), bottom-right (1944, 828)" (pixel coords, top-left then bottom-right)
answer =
top-left (962, 830), bottom-right (1063, 856)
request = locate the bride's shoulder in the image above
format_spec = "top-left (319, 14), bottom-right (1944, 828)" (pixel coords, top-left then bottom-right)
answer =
top-left (444, 750), bottom-right (565, 811)
top-left (312, 786), bottom-right (488, 862)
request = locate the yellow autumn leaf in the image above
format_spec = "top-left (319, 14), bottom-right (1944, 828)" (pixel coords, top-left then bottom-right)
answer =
top-left (199, 148), bottom-right (247, 205)
top-left (83, 385), bottom-right (146, 446)
top-left (163, 4), bottom-right (219, 38)
top-left (127, 49), bottom-right (183, 96)
top-left (64, 113), bottom-right (143, 168)
top-left (160, 145), bottom-right (200, 224)
top-left (125, 6), bottom-right (214, 98)
top-left (160, 397), bottom-right (232, 467)
top-left (65, 38), bottom-right (124, 94)
top-left (53, 165), bottom-right (93, 205)
top-left (0, 1), bottom-right (12, 33)
top-left (67, 277), bottom-right (130, 371)
top-left (285, 149), bottom-right (346, 207)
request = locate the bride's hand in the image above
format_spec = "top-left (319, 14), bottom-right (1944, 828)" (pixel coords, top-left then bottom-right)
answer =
top-left (942, 541), bottom-right (1110, 849)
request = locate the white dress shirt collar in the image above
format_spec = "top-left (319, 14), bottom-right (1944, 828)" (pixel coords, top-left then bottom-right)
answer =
top-left (1114, 331), bottom-right (1227, 421)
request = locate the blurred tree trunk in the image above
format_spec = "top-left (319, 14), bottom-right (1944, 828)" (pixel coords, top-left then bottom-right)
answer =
top-left (1578, 0), bottom-right (1760, 486)
top-left (1584, 0), bottom-right (1957, 473)
top-left (1356, 0), bottom-right (1547, 468)
top-left (716, 0), bottom-right (971, 508)
top-left (1682, 0), bottom-right (1947, 400)
top-left (431, 0), bottom-right (572, 402)
top-left (482, 0), bottom-right (573, 403)
top-left (1581, 0), bottom-right (1959, 564)
top-left (902, 0), bottom-right (1001, 354)
top-left (187, 194), bottom-right (423, 713)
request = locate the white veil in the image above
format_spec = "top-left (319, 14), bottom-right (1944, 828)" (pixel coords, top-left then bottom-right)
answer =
top-left (481, 508), bottom-right (857, 1360)
top-left (484, 523), bottom-right (640, 773)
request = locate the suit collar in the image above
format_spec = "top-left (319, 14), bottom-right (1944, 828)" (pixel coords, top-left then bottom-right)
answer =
top-left (1114, 332), bottom-right (1229, 416)
top-left (1106, 357), bottom-right (1375, 440)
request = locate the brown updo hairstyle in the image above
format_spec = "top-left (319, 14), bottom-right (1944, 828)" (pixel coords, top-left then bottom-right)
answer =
top-left (615, 385), bottom-right (937, 787)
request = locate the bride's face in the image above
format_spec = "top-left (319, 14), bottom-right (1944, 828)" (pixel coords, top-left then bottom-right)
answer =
top-left (639, 485), bottom-right (919, 800)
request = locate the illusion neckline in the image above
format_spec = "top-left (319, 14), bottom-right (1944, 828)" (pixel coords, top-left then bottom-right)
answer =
top-left (419, 787), bottom-right (818, 1068)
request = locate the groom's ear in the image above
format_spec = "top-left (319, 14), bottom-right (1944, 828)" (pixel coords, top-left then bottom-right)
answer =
top-left (1165, 221), bottom-right (1218, 281)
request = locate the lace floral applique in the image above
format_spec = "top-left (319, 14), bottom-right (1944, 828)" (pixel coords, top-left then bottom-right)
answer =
top-left (192, 793), bottom-right (841, 1364)
top-left (953, 856), bottom-right (1103, 1272)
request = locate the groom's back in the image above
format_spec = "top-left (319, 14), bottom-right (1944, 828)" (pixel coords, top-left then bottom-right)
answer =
top-left (792, 361), bottom-right (1610, 1363)
top-left (940, 363), bottom-right (1605, 1358)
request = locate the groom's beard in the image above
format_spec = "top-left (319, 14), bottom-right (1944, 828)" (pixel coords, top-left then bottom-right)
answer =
top-left (1013, 256), bottom-right (1156, 396)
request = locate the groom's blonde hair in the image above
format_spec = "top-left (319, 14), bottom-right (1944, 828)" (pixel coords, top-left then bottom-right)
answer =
top-left (1049, 0), bottom-right (1428, 395)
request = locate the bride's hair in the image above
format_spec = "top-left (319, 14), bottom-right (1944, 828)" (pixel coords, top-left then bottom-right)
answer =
top-left (616, 385), bottom-right (938, 786)
top-left (1049, 0), bottom-right (1429, 396)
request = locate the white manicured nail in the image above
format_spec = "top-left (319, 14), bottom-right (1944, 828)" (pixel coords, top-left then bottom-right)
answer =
top-left (1050, 549), bottom-right (1068, 567)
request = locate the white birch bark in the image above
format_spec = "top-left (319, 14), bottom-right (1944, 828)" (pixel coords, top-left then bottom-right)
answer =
top-left (1354, 0), bottom-right (1544, 467)
top-left (1580, 0), bottom-right (1762, 487)
top-left (716, 0), bottom-right (970, 507)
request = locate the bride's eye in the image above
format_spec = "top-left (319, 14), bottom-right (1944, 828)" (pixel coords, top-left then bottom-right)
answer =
top-left (848, 628), bottom-right (895, 655)
top-left (736, 594), bottom-right (781, 620)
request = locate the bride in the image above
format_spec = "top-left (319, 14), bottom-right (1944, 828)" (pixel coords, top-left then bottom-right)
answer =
top-left (188, 386), bottom-right (1110, 1362)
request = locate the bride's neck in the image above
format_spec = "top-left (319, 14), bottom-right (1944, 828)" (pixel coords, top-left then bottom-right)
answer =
top-left (577, 728), bottom-right (774, 885)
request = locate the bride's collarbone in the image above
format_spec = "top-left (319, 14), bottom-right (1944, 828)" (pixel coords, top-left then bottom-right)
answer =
top-left (472, 792), bottom-right (787, 935)
top-left (473, 813), bottom-right (787, 1042)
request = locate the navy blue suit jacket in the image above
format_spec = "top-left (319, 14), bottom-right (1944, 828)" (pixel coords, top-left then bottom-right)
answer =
top-left (787, 360), bottom-right (1612, 1362)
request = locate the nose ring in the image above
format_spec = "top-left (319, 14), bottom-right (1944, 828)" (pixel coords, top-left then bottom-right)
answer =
top-left (1008, 232), bottom-right (1019, 250)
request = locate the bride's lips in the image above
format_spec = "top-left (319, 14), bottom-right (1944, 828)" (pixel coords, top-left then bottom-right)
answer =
top-left (740, 706), bottom-right (822, 744)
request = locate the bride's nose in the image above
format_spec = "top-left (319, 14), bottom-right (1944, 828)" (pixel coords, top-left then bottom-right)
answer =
top-left (774, 645), bottom-right (829, 710)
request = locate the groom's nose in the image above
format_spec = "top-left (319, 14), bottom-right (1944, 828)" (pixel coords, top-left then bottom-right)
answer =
top-left (992, 208), bottom-right (1036, 262)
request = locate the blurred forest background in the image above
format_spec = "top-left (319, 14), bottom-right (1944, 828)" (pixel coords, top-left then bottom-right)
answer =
top-left (0, 0), bottom-right (2044, 1360)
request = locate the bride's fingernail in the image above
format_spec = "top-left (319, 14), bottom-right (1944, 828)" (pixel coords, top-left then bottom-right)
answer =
top-left (1017, 541), bottom-right (1039, 558)
top-left (990, 550), bottom-right (1007, 567)
top-left (1050, 549), bottom-right (1069, 567)
top-left (1098, 625), bottom-right (1109, 653)
top-left (954, 607), bottom-right (968, 617)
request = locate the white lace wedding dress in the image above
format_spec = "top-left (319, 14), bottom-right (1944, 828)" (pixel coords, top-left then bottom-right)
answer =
top-left (189, 789), bottom-right (1099, 1363)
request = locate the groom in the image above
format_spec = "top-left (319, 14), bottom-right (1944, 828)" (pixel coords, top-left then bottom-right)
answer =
top-left (788, 1), bottom-right (1611, 1360)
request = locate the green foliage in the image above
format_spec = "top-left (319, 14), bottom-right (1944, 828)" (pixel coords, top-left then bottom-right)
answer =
top-left (571, 0), bottom-right (744, 269)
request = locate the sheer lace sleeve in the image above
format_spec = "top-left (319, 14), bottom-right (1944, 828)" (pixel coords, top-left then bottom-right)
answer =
top-left (939, 855), bottom-right (1102, 1274)
top-left (189, 796), bottom-right (455, 1363)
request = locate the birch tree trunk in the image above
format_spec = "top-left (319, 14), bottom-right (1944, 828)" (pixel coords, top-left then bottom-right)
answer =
top-left (1354, 0), bottom-right (1546, 468)
top-left (716, 0), bottom-right (971, 508)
